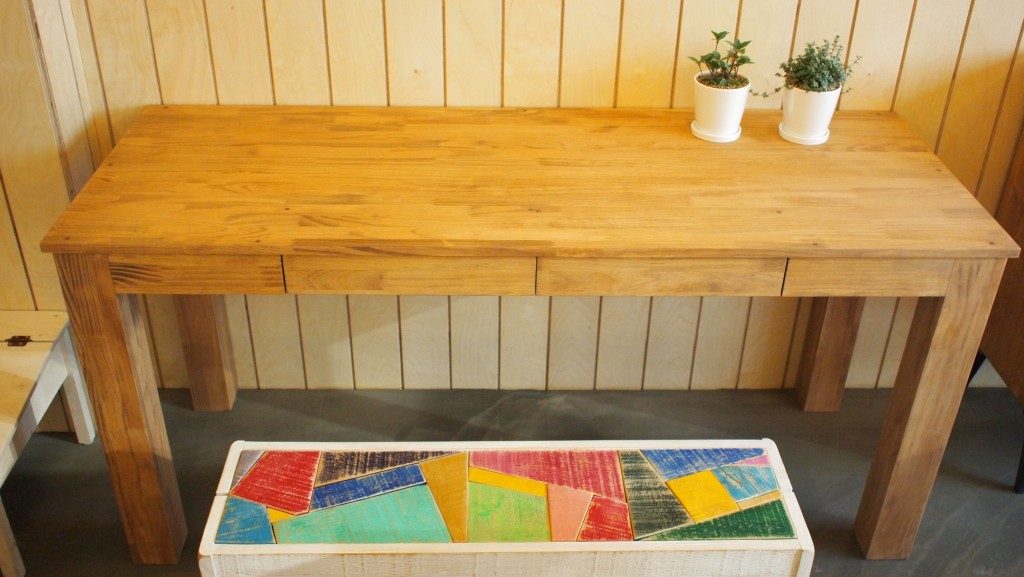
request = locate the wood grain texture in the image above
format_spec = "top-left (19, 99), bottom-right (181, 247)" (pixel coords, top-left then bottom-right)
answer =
top-left (347, 295), bottom-right (402, 389)
top-left (503, 0), bottom-right (561, 107)
top-left (595, 297), bottom-right (650, 390)
top-left (445, 0), bottom-right (502, 107)
top-left (384, 0), bottom-right (444, 105)
top-left (783, 259), bottom-right (953, 296)
top-left (109, 255), bottom-right (284, 294)
top-left (560, 0), bottom-right (621, 107)
top-left (223, 296), bottom-right (258, 389)
top-left (672, 0), bottom-right (739, 109)
top-left (265, 0), bottom-right (331, 105)
top-left (877, 298), bottom-right (917, 389)
top-left (547, 297), bottom-right (599, 390)
top-left (174, 295), bottom-right (237, 410)
top-left (298, 295), bottom-right (354, 389)
top-left (324, 0), bottom-right (388, 106)
top-left (499, 296), bottom-right (549, 390)
top-left (737, 298), bottom-right (799, 390)
top-left (204, 0), bottom-right (274, 104)
top-left (284, 256), bottom-right (535, 295)
top-left (0, 179), bottom-right (33, 310)
top-left (54, 253), bottom-right (185, 563)
top-left (737, 0), bottom-right (798, 109)
top-left (794, 297), bottom-right (864, 411)
top-left (0, 310), bottom-right (67, 342)
top-left (145, 296), bottom-right (188, 389)
top-left (690, 298), bottom-right (750, 390)
top-left (64, 0), bottom-right (114, 163)
top-left (247, 295), bottom-right (305, 389)
top-left (146, 0), bottom-right (216, 104)
top-left (976, 31), bottom-right (1024, 212)
top-left (790, 0), bottom-right (856, 55)
top-left (616, 0), bottom-right (682, 108)
top-left (539, 258), bottom-right (785, 296)
top-left (643, 297), bottom-right (699, 390)
top-left (855, 258), bottom-right (1006, 559)
top-left (842, 0), bottom-right (915, 110)
top-left (450, 296), bottom-right (499, 389)
top-left (399, 296), bottom-right (450, 389)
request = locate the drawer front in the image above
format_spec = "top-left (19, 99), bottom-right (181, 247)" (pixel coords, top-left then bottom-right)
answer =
top-left (284, 256), bottom-right (536, 295)
top-left (109, 255), bottom-right (285, 294)
top-left (537, 258), bottom-right (786, 296)
top-left (783, 259), bottom-right (953, 296)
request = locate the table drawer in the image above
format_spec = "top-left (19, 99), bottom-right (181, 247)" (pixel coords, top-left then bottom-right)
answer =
top-left (783, 259), bottom-right (953, 296)
top-left (537, 258), bottom-right (786, 296)
top-left (284, 256), bottom-right (536, 295)
top-left (109, 255), bottom-right (285, 294)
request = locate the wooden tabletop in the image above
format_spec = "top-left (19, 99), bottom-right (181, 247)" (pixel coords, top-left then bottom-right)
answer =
top-left (41, 106), bottom-right (1017, 259)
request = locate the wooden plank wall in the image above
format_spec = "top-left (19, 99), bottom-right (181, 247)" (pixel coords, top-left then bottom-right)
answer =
top-left (5, 0), bottom-right (1024, 392)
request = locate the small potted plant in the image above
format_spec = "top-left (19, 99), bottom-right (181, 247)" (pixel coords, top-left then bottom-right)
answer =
top-left (761, 36), bottom-right (859, 145)
top-left (688, 31), bottom-right (753, 143)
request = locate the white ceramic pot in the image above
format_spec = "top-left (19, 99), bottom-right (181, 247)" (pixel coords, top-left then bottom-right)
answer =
top-left (779, 86), bottom-right (841, 145)
top-left (691, 73), bottom-right (750, 143)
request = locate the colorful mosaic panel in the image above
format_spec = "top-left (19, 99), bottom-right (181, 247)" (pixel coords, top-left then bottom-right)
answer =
top-left (217, 448), bottom-right (795, 544)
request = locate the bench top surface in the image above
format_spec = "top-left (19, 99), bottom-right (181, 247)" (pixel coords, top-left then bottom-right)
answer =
top-left (207, 441), bottom-right (804, 548)
top-left (42, 105), bottom-right (1018, 259)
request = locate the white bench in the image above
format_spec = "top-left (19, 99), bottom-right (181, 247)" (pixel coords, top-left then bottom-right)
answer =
top-left (0, 311), bottom-right (95, 577)
top-left (200, 440), bottom-right (813, 577)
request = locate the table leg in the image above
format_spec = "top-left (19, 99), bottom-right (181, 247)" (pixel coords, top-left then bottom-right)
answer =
top-left (855, 258), bottom-right (1005, 559)
top-left (794, 297), bottom-right (865, 411)
top-left (173, 295), bottom-right (238, 411)
top-left (55, 254), bottom-right (186, 564)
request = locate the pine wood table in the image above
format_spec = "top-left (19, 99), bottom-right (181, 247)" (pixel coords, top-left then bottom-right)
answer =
top-left (41, 106), bottom-right (1017, 565)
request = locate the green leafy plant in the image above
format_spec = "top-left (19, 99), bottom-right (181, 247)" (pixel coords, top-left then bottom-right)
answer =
top-left (688, 30), bottom-right (753, 89)
top-left (757, 36), bottom-right (859, 96)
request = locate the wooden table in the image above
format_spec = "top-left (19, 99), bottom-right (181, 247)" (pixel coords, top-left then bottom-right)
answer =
top-left (41, 106), bottom-right (1017, 565)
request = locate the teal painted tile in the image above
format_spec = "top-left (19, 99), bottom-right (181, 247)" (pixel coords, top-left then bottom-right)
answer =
top-left (712, 465), bottom-right (779, 501)
top-left (643, 500), bottom-right (795, 541)
top-left (274, 485), bottom-right (451, 544)
top-left (215, 497), bottom-right (275, 544)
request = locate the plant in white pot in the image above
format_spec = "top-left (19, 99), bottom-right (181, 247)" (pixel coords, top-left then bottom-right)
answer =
top-left (688, 31), bottom-right (753, 143)
top-left (760, 36), bottom-right (859, 145)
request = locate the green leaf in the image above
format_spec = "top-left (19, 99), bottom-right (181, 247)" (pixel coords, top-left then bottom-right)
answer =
top-left (713, 30), bottom-right (728, 41)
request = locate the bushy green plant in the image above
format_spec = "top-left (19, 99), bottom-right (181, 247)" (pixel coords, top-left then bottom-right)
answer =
top-left (759, 36), bottom-right (859, 96)
top-left (689, 30), bottom-right (753, 89)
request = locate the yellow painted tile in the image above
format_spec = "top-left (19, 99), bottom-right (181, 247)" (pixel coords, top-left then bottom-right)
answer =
top-left (666, 470), bottom-right (740, 522)
top-left (267, 507), bottom-right (293, 524)
top-left (468, 467), bottom-right (547, 498)
top-left (738, 490), bottom-right (782, 510)
top-left (421, 453), bottom-right (469, 542)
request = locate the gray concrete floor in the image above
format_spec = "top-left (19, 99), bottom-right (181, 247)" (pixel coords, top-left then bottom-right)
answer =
top-left (2, 388), bottom-right (1022, 576)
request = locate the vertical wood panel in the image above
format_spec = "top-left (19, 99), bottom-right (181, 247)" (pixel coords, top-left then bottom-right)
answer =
top-left (842, 0), bottom-right (915, 110)
top-left (560, 0), bottom-right (621, 107)
top-left (691, 297), bottom-right (750, 389)
top-left (893, 0), bottom-right (972, 149)
top-left (145, 295), bottom-right (188, 389)
top-left (548, 296), bottom-right (599, 389)
top-left (399, 296), bottom-right (450, 389)
top-left (248, 295), bottom-right (306, 389)
top-left (499, 296), bottom-right (549, 390)
top-left (790, 0), bottom-right (856, 55)
top-left (86, 0), bottom-right (161, 138)
top-left (325, 0), bottom-right (388, 105)
top-left (738, 298), bottom-right (799, 389)
top-left (224, 295), bottom-right (258, 389)
top-left (503, 0), bottom-right (561, 106)
top-left (595, 296), bottom-right (650, 390)
top-left (0, 0), bottom-right (72, 310)
top-left (385, 0), bottom-right (444, 105)
top-left (445, 0), bottom-right (502, 106)
top-left (846, 297), bottom-right (897, 388)
top-left (877, 297), bottom-right (917, 388)
top-left (672, 0), bottom-right (739, 109)
top-left (348, 295), bottom-right (402, 389)
top-left (265, 0), bottom-right (331, 105)
top-left (736, 0), bottom-right (798, 109)
top-left (976, 30), bottom-right (1024, 212)
top-left (451, 296), bottom-right (499, 389)
top-left (0, 178), bottom-right (34, 310)
top-left (616, 0), bottom-right (681, 107)
top-left (643, 296), bottom-right (699, 390)
top-left (146, 0), bottom-right (217, 104)
top-left (298, 295), bottom-right (355, 389)
top-left (205, 0), bottom-right (274, 104)
top-left (783, 298), bottom-right (813, 389)
top-left (937, 0), bottom-right (1024, 195)
top-left (67, 0), bottom-right (115, 163)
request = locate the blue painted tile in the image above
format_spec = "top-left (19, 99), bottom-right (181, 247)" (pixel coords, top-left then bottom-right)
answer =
top-left (641, 449), bottom-right (765, 480)
top-left (215, 497), bottom-right (275, 544)
top-left (712, 465), bottom-right (779, 501)
top-left (312, 464), bottom-right (425, 510)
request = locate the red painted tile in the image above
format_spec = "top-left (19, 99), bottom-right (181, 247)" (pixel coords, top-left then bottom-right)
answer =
top-left (578, 495), bottom-right (633, 541)
top-left (470, 450), bottom-right (625, 500)
top-left (231, 451), bottom-right (320, 515)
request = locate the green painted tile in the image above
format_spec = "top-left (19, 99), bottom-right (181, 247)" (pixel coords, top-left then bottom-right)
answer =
top-left (274, 485), bottom-right (451, 544)
top-left (643, 500), bottom-right (795, 541)
top-left (468, 482), bottom-right (550, 542)
top-left (619, 450), bottom-right (691, 538)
